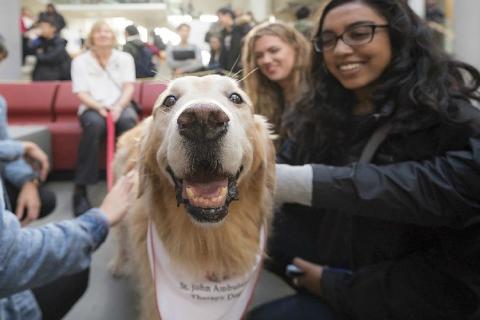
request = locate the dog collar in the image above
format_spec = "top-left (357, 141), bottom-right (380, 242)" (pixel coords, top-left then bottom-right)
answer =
top-left (147, 220), bottom-right (265, 320)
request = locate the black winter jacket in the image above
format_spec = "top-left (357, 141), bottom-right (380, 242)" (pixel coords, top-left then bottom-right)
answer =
top-left (30, 35), bottom-right (71, 81)
top-left (218, 25), bottom-right (250, 74)
top-left (275, 101), bottom-right (480, 320)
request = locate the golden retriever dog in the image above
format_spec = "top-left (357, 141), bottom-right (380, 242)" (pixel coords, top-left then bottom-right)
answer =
top-left (110, 75), bottom-right (275, 320)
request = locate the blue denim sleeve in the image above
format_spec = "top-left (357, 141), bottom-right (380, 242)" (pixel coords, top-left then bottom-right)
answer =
top-left (0, 96), bottom-right (35, 187)
top-left (3, 159), bottom-right (36, 188)
top-left (0, 185), bottom-right (109, 298)
top-left (0, 141), bottom-right (23, 162)
top-left (0, 96), bottom-right (8, 139)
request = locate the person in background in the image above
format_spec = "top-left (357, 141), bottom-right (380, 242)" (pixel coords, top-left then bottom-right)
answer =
top-left (151, 29), bottom-right (166, 52)
top-left (235, 10), bottom-right (257, 35)
top-left (166, 23), bottom-right (203, 76)
top-left (149, 29), bottom-right (166, 61)
top-left (20, 7), bottom-right (34, 34)
top-left (217, 7), bottom-right (251, 75)
top-left (38, 3), bottom-right (66, 33)
top-left (249, 0), bottom-right (480, 319)
top-left (242, 22), bottom-right (311, 143)
top-left (294, 5), bottom-right (314, 39)
top-left (207, 34), bottom-right (222, 71)
top-left (28, 17), bottom-right (71, 81)
top-left (0, 35), bottom-right (7, 62)
top-left (71, 20), bottom-right (137, 217)
top-left (20, 7), bottom-right (35, 65)
top-left (123, 24), bottom-right (156, 79)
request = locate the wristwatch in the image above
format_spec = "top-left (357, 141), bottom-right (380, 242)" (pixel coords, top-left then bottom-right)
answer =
top-left (30, 177), bottom-right (41, 186)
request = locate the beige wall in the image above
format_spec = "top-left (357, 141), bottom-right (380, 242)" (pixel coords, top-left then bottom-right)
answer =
top-left (453, 0), bottom-right (480, 70)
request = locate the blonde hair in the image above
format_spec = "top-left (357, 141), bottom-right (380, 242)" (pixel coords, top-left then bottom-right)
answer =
top-left (86, 20), bottom-right (118, 49)
top-left (242, 21), bottom-right (312, 136)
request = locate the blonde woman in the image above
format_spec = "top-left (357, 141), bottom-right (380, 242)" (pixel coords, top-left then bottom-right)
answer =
top-left (71, 20), bottom-right (137, 217)
top-left (242, 22), bottom-right (312, 140)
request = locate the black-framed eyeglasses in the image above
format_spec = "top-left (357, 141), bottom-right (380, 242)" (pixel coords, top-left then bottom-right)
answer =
top-left (313, 24), bottom-right (389, 53)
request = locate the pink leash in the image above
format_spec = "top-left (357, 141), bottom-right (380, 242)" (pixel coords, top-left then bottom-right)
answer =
top-left (106, 111), bottom-right (115, 191)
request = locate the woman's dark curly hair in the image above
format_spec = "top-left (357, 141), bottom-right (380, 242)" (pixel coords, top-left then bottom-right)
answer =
top-left (283, 0), bottom-right (480, 164)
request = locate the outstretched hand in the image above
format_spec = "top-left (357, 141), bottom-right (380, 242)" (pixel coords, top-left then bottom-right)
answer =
top-left (99, 171), bottom-right (135, 227)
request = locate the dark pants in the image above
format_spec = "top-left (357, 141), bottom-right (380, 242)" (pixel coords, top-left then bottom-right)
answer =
top-left (74, 106), bottom-right (137, 185)
top-left (4, 180), bottom-right (56, 218)
top-left (33, 269), bottom-right (90, 320)
top-left (247, 293), bottom-right (338, 320)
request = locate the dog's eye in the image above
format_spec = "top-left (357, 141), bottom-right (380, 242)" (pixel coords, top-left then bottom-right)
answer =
top-left (162, 95), bottom-right (177, 108)
top-left (229, 93), bottom-right (243, 104)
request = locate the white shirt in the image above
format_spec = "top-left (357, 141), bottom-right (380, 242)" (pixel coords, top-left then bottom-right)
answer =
top-left (147, 221), bottom-right (265, 320)
top-left (71, 49), bottom-right (135, 113)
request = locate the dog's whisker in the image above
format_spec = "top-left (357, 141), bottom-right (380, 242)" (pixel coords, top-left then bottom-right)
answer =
top-left (228, 54), bottom-right (242, 78)
top-left (231, 68), bottom-right (244, 80)
top-left (238, 67), bottom-right (258, 83)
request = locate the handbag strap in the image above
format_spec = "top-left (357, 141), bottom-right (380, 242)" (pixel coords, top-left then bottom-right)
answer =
top-left (92, 50), bottom-right (123, 91)
top-left (359, 121), bottom-right (393, 164)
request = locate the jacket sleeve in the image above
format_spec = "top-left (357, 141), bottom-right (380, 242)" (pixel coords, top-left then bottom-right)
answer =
top-left (123, 42), bottom-right (137, 61)
top-left (0, 97), bottom-right (23, 161)
top-left (35, 38), bottom-right (65, 64)
top-left (320, 255), bottom-right (476, 319)
top-left (0, 202), bottom-right (109, 298)
top-left (3, 159), bottom-right (36, 188)
top-left (0, 97), bottom-right (36, 187)
top-left (311, 135), bottom-right (480, 228)
top-left (0, 141), bottom-right (23, 162)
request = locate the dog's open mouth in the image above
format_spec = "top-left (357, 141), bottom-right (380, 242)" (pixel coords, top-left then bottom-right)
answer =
top-left (168, 167), bottom-right (241, 224)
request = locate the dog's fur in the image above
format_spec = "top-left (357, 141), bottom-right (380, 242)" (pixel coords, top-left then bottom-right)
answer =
top-left (110, 75), bottom-right (276, 319)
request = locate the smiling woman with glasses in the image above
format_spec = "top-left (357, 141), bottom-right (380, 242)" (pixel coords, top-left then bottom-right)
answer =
top-left (248, 0), bottom-right (480, 320)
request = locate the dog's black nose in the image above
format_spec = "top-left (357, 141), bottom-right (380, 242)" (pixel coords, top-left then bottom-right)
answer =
top-left (177, 105), bottom-right (230, 141)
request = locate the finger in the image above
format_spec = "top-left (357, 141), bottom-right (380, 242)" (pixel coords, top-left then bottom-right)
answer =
top-left (21, 217), bottom-right (30, 227)
top-left (27, 203), bottom-right (40, 222)
top-left (114, 174), bottom-right (126, 186)
top-left (126, 170), bottom-right (137, 183)
top-left (126, 170), bottom-right (135, 178)
top-left (15, 203), bottom-right (26, 220)
top-left (292, 277), bottom-right (299, 287)
top-left (293, 257), bottom-right (315, 271)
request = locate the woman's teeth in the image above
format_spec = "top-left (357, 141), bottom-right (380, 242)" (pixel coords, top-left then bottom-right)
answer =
top-left (339, 63), bottom-right (361, 71)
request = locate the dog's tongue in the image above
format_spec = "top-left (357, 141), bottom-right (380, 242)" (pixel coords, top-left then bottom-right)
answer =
top-left (183, 178), bottom-right (229, 208)
top-left (185, 178), bottom-right (227, 197)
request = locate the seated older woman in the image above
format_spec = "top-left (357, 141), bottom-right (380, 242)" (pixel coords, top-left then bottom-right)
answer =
top-left (71, 20), bottom-right (138, 217)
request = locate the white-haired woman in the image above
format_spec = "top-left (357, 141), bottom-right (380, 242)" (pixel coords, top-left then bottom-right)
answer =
top-left (71, 20), bottom-right (137, 216)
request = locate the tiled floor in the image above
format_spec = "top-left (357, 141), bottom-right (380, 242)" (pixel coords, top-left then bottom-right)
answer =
top-left (35, 181), bottom-right (294, 319)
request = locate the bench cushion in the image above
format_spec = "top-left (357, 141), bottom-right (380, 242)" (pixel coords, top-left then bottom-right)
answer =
top-left (0, 82), bottom-right (57, 124)
top-left (140, 81), bottom-right (167, 116)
